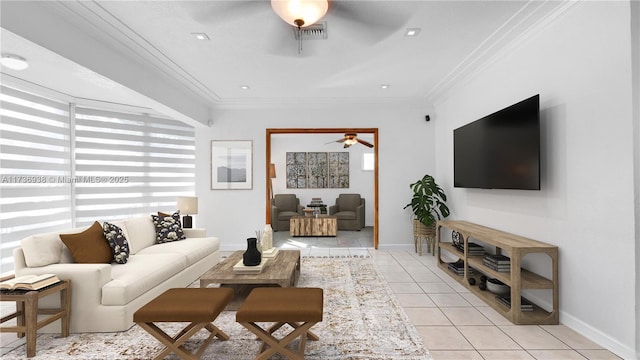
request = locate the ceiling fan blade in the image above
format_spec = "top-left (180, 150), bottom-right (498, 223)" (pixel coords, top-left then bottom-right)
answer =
top-left (327, 1), bottom-right (413, 44)
top-left (357, 138), bottom-right (374, 148)
top-left (343, 143), bottom-right (351, 149)
top-left (191, 0), bottom-right (268, 26)
top-left (336, 138), bottom-right (347, 143)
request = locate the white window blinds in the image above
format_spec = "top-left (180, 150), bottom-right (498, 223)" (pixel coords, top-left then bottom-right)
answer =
top-left (0, 86), bottom-right (195, 276)
top-left (0, 86), bottom-right (72, 275)
top-left (73, 107), bottom-right (195, 226)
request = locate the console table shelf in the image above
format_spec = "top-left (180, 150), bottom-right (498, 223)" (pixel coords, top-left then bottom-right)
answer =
top-left (436, 220), bottom-right (558, 325)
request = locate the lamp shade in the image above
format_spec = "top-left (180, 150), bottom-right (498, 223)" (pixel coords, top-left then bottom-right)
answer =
top-left (177, 196), bottom-right (198, 215)
top-left (270, 163), bottom-right (277, 178)
top-left (271, 0), bottom-right (328, 27)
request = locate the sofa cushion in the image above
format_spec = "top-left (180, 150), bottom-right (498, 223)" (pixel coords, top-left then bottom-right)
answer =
top-left (20, 232), bottom-right (65, 267)
top-left (335, 211), bottom-right (357, 220)
top-left (137, 237), bottom-right (220, 267)
top-left (101, 253), bottom-right (186, 306)
top-left (60, 221), bottom-right (112, 264)
top-left (103, 222), bottom-right (130, 264)
top-left (151, 211), bottom-right (185, 243)
top-left (123, 216), bottom-right (156, 254)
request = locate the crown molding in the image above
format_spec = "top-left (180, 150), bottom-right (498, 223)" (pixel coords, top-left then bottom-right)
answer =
top-left (425, 0), bottom-right (581, 106)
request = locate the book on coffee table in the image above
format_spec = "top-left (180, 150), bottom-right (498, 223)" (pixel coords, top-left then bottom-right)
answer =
top-left (232, 258), bottom-right (269, 274)
top-left (0, 274), bottom-right (60, 291)
top-left (262, 247), bottom-right (279, 258)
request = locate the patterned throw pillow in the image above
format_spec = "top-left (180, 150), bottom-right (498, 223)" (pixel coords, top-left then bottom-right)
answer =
top-left (103, 222), bottom-right (130, 264)
top-left (151, 210), bottom-right (185, 243)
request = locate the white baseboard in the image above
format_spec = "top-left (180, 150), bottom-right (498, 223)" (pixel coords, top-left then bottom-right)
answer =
top-left (376, 244), bottom-right (415, 251)
top-left (559, 311), bottom-right (636, 360)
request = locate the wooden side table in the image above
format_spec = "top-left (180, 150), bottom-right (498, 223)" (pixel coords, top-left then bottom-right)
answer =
top-left (0, 279), bottom-right (71, 358)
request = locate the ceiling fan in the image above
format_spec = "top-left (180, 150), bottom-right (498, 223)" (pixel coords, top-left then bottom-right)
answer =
top-left (194, 0), bottom-right (412, 55)
top-left (327, 133), bottom-right (374, 148)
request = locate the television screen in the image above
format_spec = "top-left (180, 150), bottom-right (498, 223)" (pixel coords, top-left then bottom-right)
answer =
top-left (454, 94), bottom-right (540, 190)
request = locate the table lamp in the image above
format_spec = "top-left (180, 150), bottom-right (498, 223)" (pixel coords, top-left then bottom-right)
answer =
top-left (177, 196), bottom-right (198, 228)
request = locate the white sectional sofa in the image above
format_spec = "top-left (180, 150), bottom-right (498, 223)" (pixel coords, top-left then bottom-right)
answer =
top-left (12, 215), bottom-right (220, 333)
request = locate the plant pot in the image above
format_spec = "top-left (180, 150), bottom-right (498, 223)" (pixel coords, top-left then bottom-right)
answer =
top-left (413, 219), bottom-right (436, 256)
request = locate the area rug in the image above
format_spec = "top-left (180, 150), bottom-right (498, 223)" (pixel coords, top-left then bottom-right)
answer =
top-left (3, 256), bottom-right (431, 359)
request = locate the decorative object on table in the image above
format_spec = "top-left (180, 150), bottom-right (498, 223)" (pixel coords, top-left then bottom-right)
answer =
top-left (452, 230), bottom-right (462, 247)
top-left (242, 237), bottom-right (262, 266)
top-left (404, 174), bottom-right (450, 255)
top-left (211, 140), bottom-right (252, 190)
top-left (486, 278), bottom-right (510, 296)
top-left (260, 224), bottom-right (278, 258)
top-left (176, 196), bottom-right (198, 228)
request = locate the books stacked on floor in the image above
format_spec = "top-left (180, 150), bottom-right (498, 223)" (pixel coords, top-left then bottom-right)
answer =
top-left (495, 296), bottom-right (534, 311)
top-left (483, 254), bottom-right (511, 272)
top-left (453, 242), bottom-right (485, 256)
top-left (447, 260), bottom-right (475, 276)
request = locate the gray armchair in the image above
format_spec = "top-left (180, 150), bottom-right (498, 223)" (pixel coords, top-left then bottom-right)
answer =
top-left (329, 194), bottom-right (365, 231)
top-left (271, 194), bottom-right (304, 231)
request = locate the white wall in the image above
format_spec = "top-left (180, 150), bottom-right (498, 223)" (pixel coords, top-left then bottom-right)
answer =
top-left (433, 2), bottom-right (636, 358)
top-left (194, 102), bottom-right (436, 251)
top-left (271, 133), bottom-right (375, 226)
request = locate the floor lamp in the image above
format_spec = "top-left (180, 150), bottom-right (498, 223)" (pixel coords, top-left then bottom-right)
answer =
top-left (269, 163), bottom-right (276, 199)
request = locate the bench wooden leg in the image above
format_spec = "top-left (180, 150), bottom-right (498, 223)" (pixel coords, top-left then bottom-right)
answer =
top-left (138, 321), bottom-right (228, 360)
top-left (240, 321), bottom-right (317, 360)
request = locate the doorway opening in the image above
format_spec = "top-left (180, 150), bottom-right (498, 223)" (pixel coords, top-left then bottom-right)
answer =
top-left (265, 128), bottom-right (379, 249)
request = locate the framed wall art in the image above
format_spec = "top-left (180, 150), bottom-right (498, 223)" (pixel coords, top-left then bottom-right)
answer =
top-left (286, 151), bottom-right (348, 189)
top-left (211, 140), bottom-right (252, 190)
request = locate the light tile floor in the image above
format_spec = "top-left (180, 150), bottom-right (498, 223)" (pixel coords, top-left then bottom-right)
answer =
top-left (1, 229), bottom-right (623, 359)
top-left (270, 229), bottom-right (622, 360)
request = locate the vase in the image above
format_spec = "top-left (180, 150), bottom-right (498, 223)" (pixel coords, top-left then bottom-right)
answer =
top-left (243, 237), bottom-right (262, 266)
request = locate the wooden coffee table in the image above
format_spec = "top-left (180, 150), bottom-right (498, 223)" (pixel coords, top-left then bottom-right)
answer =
top-left (200, 250), bottom-right (301, 307)
top-left (290, 215), bottom-right (337, 236)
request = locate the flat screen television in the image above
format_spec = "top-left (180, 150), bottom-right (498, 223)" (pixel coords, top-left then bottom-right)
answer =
top-left (454, 94), bottom-right (540, 190)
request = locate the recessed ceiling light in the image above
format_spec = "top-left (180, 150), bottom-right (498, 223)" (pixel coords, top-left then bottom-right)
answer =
top-left (380, 84), bottom-right (390, 89)
top-left (191, 33), bottom-right (210, 40)
top-left (0, 54), bottom-right (29, 70)
top-left (240, 85), bottom-right (250, 90)
top-left (404, 28), bottom-right (421, 37)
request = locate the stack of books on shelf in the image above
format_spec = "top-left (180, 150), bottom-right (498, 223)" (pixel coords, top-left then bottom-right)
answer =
top-left (495, 295), bottom-right (534, 311)
top-left (309, 198), bottom-right (324, 207)
top-left (483, 254), bottom-right (511, 272)
top-left (453, 242), bottom-right (485, 256)
top-left (447, 260), bottom-right (475, 276)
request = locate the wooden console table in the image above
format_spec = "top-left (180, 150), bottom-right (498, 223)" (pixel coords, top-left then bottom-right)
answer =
top-left (0, 279), bottom-right (71, 357)
top-left (436, 220), bottom-right (558, 325)
top-left (290, 215), bottom-right (337, 236)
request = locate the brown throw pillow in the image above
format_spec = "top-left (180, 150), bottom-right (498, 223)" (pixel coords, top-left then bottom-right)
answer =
top-left (60, 221), bottom-right (112, 263)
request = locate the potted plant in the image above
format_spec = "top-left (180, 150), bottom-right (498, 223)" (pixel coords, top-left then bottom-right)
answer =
top-left (404, 174), bottom-right (450, 253)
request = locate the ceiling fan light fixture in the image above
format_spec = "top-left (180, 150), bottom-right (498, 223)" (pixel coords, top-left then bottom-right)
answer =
top-left (271, 0), bottom-right (329, 28)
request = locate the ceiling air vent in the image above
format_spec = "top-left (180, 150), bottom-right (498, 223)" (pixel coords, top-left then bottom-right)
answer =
top-left (293, 22), bottom-right (327, 40)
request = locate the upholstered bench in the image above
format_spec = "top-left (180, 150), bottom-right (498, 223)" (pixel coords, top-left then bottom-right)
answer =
top-left (236, 287), bottom-right (323, 360)
top-left (134, 287), bottom-right (233, 360)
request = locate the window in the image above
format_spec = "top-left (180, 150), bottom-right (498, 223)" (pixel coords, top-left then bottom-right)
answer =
top-left (362, 153), bottom-right (375, 171)
top-left (0, 85), bottom-right (194, 275)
